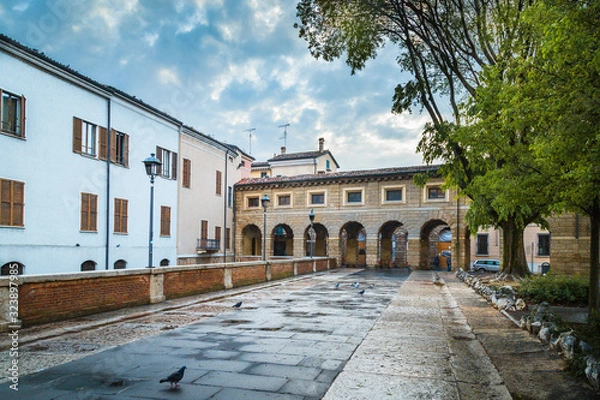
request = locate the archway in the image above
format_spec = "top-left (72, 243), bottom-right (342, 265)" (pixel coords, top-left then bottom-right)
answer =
top-left (305, 223), bottom-right (329, 257)
top-left (420, 219), bottom-right (451, 269)
top-left (1, 262), bottom-right (25, 275)
top-left (272, 224), bottom-right (293, 257)
top-left (241, 224), bottom-right (262, 256)
top-left (340, 221), bottom-right (366, 267)
top-left (379, 221), bottom-right (408, 268)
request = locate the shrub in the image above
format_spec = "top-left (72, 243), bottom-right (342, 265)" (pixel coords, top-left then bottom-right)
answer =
top-left (517, 274), bottom-right (589, 306)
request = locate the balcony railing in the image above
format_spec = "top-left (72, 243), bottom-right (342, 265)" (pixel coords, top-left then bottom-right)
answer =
top-left (197, 238), bottom-right (220, 252)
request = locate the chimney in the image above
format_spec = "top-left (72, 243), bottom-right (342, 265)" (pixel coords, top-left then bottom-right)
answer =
top-left (318, 137), bottom-right (325, 152)
top-left (281, 146), bottom-right (286, 154)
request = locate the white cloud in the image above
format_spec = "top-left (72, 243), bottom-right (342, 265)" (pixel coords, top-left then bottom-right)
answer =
top-left (143, 32), bottom-right (159, 46)
top-left (249, 0), bottom-right (284, 37)
top-left (209, 59), bottom-right (267, 101)
top-left (176, 9), bottom-right (208, 34)
top-left (157, 68), bottom-right (181, 86)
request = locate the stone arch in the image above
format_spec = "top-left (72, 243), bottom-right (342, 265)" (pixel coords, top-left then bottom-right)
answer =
top-left (420, 219), bottom-right (451, 269)
top-left (160, 258), bottom-right (170, 266)
top-left (1, 262), bottom-right (25, 275)
top-left (241, 224), bottom-right (262, 256)
top-left (340, 221), bottom-right (366, 267)
top-left (305, 223), bottom-right (329, 257)
top-left (114, 259), bottom-right (127, 269)
top-left (272, 224), bottom-right (293, 257)
top-left (378, 221), bottom-right (408, 268)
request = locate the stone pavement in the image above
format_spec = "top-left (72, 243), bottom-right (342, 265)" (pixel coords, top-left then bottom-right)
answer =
top-left (2, 269), bottom-right (599, 399)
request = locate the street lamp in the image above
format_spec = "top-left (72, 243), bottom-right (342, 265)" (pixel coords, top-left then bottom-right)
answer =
top-left (261, 194), bottom-right (270, 261)
top-left (309, 209), bottom-right (315, 258)
top-left (143, 153), bottom-right (162, 268)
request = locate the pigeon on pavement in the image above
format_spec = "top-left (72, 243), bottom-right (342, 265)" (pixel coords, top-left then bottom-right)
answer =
top-left (233, 301), bottom-right (243, 308)
top-left (359, 289), bottom-right (365, 295)
top-left (353, 282), bottom-right (359, 288)
top-left (335, 283), bottom-right (340, 288)
top-left (160, 366), bottom-right (186, 388)
top-left (369, 284), bottom-right (374, 289)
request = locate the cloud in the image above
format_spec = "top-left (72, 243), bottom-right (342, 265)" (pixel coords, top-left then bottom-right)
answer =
top-left (158, 68), bottom-right (181, 86)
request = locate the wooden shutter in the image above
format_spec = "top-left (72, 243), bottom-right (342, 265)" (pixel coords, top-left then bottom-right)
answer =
top-left (81, 193), bottom-right (97, 231)
top-left (171, 152), bottom-right (178, 180)
top-left (73, 117), bottom-right (82, 154)
top-left (156, 146), bottom-right (163, 176)
top-left (124, 133), bottom-right (129, 167)
top-left (160, 206), bottom-right (171, 236)
top-left (99, 127), bottom-right (108, 160)
top-left (19, 95), bottom-right (26, 138)
top-left (109, 129), bottom-right (117, 163)
top-left (114, 198), bottom-right (128, 233)
top-left (216, 170), bottom-right (222, 195)
top-left (12, 181), bottom-right (24, 226)
top-left (201, 220), bottom-right (208, 240)
top-left (182, 159), bottom-right (191, 188)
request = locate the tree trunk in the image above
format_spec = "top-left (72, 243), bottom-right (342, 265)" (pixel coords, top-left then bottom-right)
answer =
top-left (500, 218), bottom-right (530, 277)
top-left (589, 202), bottom-right (600, 314)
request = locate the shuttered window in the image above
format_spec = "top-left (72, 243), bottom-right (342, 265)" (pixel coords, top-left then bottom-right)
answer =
top-left (160, 206), bottom-right (171, 236)
top-left (112, 130), bottom-right (129, 166)
top-left (73, 117), bottom-right (129, 167)
top-left (182, 158), bottom-right (191, 188)
top-left (0, 89), bottom-right (26, 138)
top-left (156, 146), bottom-right (177, 180)
top-left (81, 193), bottom-right (98, 231)
top-left (114, 198), bottom-right (128, 234)
top-left (201, 220), bottom-right (208, 240)
top-left (216, 170), bottom-right (222, 195)
top-left (0, 179), bottom-right (24, 227)
top-left (226, 227), bottom-right (231, 250)
top-left (215, 226), bottom-right (221, 242)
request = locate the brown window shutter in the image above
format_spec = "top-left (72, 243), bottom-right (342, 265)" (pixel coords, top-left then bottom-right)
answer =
top-left (110, 129), bottom-right (117, 163)
top-left (20, 95), bottom-right (26, 138)
top-left (172, 152), bottom-right (178, 180)
top-left (80, 193), bottom-right (89, 230)
top-left (161, 206), bottom-right (171, 236)
top-left (114, 198), bottom-right (120, 232)
top-left (1, 179), bottom-right (11, 225)
top-left (201, 220), bottom-right (208, 240)
top-left (216, 170), bottom-right (222, 195)
top-left (99, 127), bottom-right (108, 161)
top-left (156, 146), bottom-right (163, 176)
top-left (122, 199), bottom-right (128, 233)
top-left (12, 181), bottom-right (24, 226)
top-left (90, 194), bottom-right (98, 231)
top-left (124, 133), bottom-right (130, 167)
top-left (73, 117), bottom-right (82, 154)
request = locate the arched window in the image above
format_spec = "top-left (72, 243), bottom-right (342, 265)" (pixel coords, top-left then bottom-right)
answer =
top-left (114, 259), bottom-right (127, 269)
top-left (160, 258), bottom-right (170, 266)
top-left (1, 262), bottom-right (25, 275)
top-left (81, 260), bottom-right (96, 271)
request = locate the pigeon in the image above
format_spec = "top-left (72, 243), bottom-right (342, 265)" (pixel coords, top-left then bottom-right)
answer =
top-left (369, 284), bottom-right (374, 289)
top-left (233, 301), bottom-right (243, 308)
top-left (353, 282), bottom-right (359, 288)
top-left (160, 366), bottom-right (186, 388)
top-left (335, 283), bottom-right (340, 288)
top-left (359, 289), bottom-right (365, 295)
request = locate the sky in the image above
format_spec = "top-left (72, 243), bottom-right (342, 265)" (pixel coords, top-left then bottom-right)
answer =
top-left (0, 0), bottom-right (436, 171)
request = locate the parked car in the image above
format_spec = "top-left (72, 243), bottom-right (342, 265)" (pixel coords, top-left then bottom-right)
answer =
top-left (471, 259), bottom-right (501, 273)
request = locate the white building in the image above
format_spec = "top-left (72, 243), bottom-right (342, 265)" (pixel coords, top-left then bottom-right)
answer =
top-left (0, 35), bottom-right (242, 274)
top-left (178, 128), bottom-right (253, 264)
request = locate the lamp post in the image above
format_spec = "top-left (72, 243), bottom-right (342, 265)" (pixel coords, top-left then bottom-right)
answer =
top-left (309, 209), bottom-right (315, 258)
top-left (261, 194), bottom-right (270, 261)
top-left (143, 153), bottom-right (161, 268)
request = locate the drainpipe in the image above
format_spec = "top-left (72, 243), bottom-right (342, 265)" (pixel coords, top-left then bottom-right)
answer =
top-left (223, 149), bottom-right (229, 263)
top-left (105, 96), bottom-right (112, 270)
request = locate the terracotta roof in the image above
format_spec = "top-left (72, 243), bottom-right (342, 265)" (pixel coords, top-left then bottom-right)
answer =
top-left (235, 164), bottom-right (441, 188)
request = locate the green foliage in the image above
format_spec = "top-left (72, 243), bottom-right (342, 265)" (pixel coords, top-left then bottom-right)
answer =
top-left (518, 275), bottom-right (589, 306)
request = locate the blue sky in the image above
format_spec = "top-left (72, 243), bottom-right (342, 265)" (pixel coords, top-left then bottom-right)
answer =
top-left (0, 0), bottom-right (434, 170)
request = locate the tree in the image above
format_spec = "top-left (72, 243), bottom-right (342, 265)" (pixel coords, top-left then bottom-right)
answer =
top-left (501, 0), bottom-right (600, 311)
top-left (295, 0), bottom-right (545, 275)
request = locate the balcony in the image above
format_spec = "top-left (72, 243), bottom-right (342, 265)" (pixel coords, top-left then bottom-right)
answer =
top-left (197, 238), bottom-right (220, 253)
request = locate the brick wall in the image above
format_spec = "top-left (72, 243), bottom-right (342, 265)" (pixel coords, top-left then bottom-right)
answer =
top-left (19, 273), bottom-right (150, 327)
top-left (1, 257), bottom-right (337, 331)
top-left (163, 268), bottom-right (225, 299)
top-left (232, 264), bottom-right (266, 287)
top-left (271, 262), bottom-right (294, 280)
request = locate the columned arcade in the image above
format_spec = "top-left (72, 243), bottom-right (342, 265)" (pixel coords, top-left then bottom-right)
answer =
top-left (234, 166), bottom-right (470, 270)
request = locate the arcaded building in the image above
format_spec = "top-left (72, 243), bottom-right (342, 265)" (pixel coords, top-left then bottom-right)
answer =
top-left (234, 165), bottom-right (471, 270)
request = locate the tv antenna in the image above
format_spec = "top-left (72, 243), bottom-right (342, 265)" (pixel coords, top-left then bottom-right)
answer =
top-left (243, 128), bottom-right (255, 154)
top-left (278, 123), bottom-right (290, 148)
